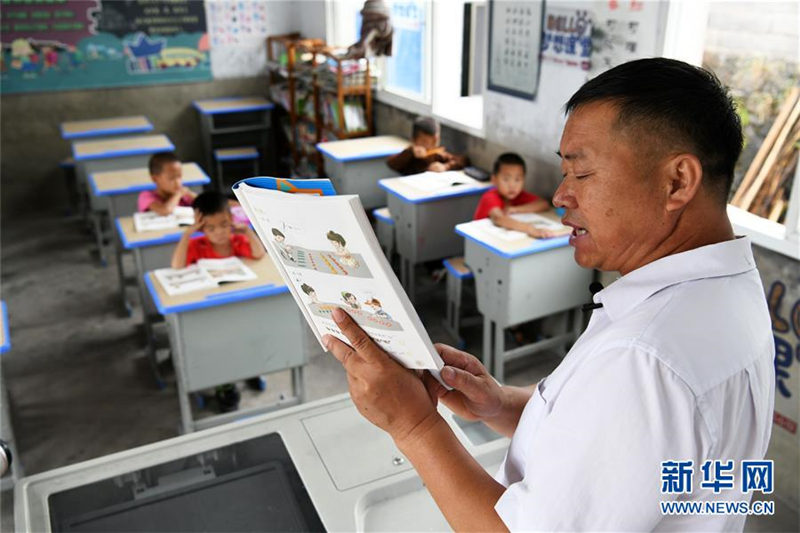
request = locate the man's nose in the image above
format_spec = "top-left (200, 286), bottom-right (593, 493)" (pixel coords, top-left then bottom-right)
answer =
top-left (553, 181), bottom-right (576, 209)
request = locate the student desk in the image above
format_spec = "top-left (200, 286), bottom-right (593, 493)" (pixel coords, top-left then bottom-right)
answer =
top-left (91, 163), bottom-right (210, 314)
top-left (116, 217), bottom-right (200, 387)
top-left (60, 116), bottom-right (153, 140)
top-left (72, 134), bottom-right (176, 265)
top-left (455, 215), bottom-right (593, 383)
top-left (145, 258), bottom-right (306, 434)
top-left (0, 301), bottom-right (22, 491)
top-left (193, 97), bottom-right (274, 178)
top-left (378, 172), bottom-right (491, 299)
top-left (316, 135), bottom-right (406, 209)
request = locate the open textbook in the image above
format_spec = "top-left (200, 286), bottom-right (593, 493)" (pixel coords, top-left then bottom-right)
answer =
top-left (153, 257), bottom-right (257, 296)
top-left (233, 177), bottom-right (445, 375)
top-left (133, 206), bottom-right (195, 232)
top-left (474, 213), bottom-right (571, 241)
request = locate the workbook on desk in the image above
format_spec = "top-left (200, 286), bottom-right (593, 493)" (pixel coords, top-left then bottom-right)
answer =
top-left (153, 257), bottom-right (257, 296)
top-left (133, 206), bottom-right (195, 232)
top-left (233, 177), bottom-right (445, 374)
top-left (476, 213), bottom-right (571, 241)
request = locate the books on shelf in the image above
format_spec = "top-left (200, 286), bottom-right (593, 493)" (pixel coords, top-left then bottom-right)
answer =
top-left (133, 206), bottom-right (194, 233)
top-left (320, 94), bottom-right (367, 134)
top-left (153, 257), bottom-right (257, 296)
top-left (233, 177), bottom-right (446, 377)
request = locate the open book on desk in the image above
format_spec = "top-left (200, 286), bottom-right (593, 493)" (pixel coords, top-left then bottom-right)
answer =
top-left (133, 206), bottom-right (194, 232)
top-left (153, 257), bottom-right (257, 296)
top-left (233, 177), bottom-right (446, 379)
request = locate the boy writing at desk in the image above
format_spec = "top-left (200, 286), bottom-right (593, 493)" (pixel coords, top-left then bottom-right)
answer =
top-left (138, 152), bottom-right (196, 215)
top-left (171, 191), bottom-right (265, 268)
top-left (170, 191), bottom-right (267, 412)
top-left (474, 152), bottom-right (564, 239)
top-left (386, 116), bottom-right (469, 175)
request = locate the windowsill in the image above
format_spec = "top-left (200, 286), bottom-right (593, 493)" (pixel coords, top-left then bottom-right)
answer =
top-left (434, 95), bottom-right (485, 139)
top-left (374, 89), bottom-right (486, 140)
top-left (727, 205), bottom-right (800, 261)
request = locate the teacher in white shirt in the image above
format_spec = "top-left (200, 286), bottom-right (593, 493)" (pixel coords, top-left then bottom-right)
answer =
top-left (324, 57), bottom-right (775, 531)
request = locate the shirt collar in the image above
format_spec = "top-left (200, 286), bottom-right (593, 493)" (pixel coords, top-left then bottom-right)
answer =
top-left (595, 236), bottom-right (757, 321)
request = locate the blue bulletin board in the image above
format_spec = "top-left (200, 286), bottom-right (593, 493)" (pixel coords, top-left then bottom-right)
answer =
top-left (0, 0), bottom-right (211, 94)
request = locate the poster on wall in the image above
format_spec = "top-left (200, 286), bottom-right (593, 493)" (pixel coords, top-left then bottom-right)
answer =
top-left (205, 0), bottom-right (269, 79)
top-left (487, 0), bottom-right (544, 100)
top-left (541, 7), bottom-right (592, 71)
top-left (0, 0), bottom-right (211, 94)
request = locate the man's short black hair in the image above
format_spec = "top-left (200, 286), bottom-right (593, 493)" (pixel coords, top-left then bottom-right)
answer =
top-left (565, 57), bottom-right (742, 203)
top-left (148, 151), bottom-right (180, 176)
top-left (412, 116), bottom-right (439, 139)
top-left (193, 191), bottom-right (228, 216)
top-left (493, 152), bottom-right (526, 175)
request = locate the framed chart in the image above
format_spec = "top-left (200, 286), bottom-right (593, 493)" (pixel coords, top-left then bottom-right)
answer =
top-left (487, 0), bottom-right (544, 100)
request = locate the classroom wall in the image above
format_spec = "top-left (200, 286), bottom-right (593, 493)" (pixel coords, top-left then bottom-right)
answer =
top-left (0, 76), bottom-right (267, 221)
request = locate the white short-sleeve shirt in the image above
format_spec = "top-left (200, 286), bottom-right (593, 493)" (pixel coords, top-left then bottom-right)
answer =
top-left (495, 237), bottom-right (775, 531)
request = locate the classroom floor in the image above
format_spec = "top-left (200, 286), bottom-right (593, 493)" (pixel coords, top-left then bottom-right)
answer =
top-left (0, 213), bottom-right (797, 532)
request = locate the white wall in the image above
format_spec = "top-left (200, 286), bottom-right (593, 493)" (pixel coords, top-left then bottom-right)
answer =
top-left (483, 0), bottom-right (670, 194)
top-left (293, 0), bottom-right (328, 40)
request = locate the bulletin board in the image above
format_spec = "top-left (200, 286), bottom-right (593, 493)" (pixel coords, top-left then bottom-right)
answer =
top-left (487, 0), bottom-right (544, 100)
top-left (0, 0), bottom-right (211, 94)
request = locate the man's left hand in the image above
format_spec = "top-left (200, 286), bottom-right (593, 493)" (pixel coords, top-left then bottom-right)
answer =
top-left (323, 307), bottom-right (441, 444)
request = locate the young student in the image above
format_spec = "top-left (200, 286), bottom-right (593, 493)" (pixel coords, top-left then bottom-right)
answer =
top-left (473, 152), bottom-right (562, 239)
top-left (138, 151), bottom-right (197, 215)
top-left (170, 191), bottom-right (267, 412)
top-left (386, 116), bottom-right (469, 175)
top-left (171, 191), bottom-right (266, 269)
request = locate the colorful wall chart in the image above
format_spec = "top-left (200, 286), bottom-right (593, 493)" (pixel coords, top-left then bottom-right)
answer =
top-left (1, 0), bottom-right (211, 94)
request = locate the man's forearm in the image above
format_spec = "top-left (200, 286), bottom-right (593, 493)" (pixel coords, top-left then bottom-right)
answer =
top-left (482, 385), bottom-right (534, 437)
top-left (396, 414), bottom-right (509, 532)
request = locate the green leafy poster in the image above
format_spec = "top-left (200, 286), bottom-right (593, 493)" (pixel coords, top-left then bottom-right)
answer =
top-left (0, 0), bottom-right (211, 94)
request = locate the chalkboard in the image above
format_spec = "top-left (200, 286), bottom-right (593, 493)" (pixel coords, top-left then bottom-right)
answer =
top-left (0, 0), bottom-right (211, 94)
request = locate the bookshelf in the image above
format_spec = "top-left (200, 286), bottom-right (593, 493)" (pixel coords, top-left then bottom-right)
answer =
top-left (266, 33), bottom-right (374, 177)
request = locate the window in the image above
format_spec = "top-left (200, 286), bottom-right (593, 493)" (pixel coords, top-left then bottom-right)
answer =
top-left (326, 0), bottom-right (485, 136)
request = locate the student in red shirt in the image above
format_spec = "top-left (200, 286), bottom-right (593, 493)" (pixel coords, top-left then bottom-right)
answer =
top-left (474, 152), bottom-right (560, 238)
top-left (170, 191), bottom-right (267, 412)
top-left (171, 191), bottom-right (266, 268)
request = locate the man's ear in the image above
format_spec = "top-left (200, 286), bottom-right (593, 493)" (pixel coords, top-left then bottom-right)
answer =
top-left (665, 153), bottom-right (703, 212)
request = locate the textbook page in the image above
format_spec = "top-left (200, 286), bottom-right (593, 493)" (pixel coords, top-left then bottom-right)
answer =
top-left (234, 183), bottom-right (444, 371)
top-left (133, 206), bottom-right (195, 232)
top-left (473, 213), bottom-right (571, 241)
top-left (399, 171), bottom-right (474, 192)
top-left (154, 266), bottom-right (217, 296)
top-left (196, 257), bottom-right (257, 283)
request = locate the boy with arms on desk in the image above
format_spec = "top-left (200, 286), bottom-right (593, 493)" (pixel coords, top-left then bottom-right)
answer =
top-left (138, 152), bottom-right (197, 215)
top-left (170, 191), bottom-right (268, 411)
top-left (474, 152), bottom-right (563, 239)
top-left (386, 116), bottom-right (469, 175)
top-left (171, 191), bottom-right (265, 268)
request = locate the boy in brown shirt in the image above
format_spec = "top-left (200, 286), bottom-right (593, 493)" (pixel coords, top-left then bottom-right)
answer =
top-left (386, 116), bottom-right (469, 175)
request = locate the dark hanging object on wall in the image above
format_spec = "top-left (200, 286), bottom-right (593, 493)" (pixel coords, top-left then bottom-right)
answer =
top-left (347, 0), bottom-right (393, 58)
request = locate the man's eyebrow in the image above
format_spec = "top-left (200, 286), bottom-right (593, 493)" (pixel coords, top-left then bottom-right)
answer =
top-left (556, 150), bottom-right (584, 161)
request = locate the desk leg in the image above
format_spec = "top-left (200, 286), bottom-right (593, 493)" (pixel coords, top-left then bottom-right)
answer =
top-left (134, 251), bottom-right (165, 389)
top-left (200, 115), bottom-right (214, 177)
top-left (292, 366), bottom-right (305, 403)
top-left (91, 209), bottom-right (107, 266)
top-left (481, 316), bottom-right (492, 370)
top-left (109, 200), bottom-right (132, 316)
top-left (167, 315), bottom-right (194, 434)
top-left (493, 321), bottom-right (505, 383)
